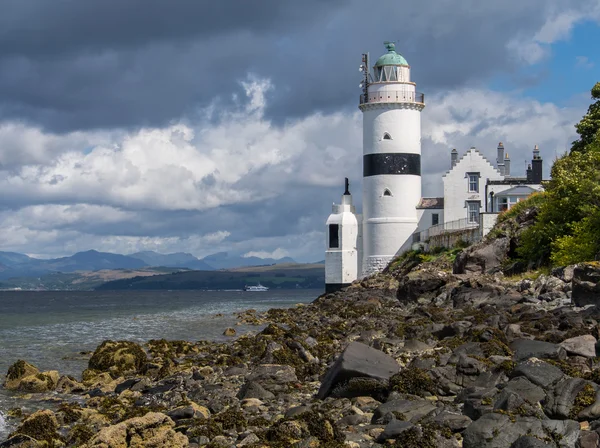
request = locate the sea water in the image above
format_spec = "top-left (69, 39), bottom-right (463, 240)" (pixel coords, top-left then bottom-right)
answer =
top-left (0, 289), bottom-right (321, 440)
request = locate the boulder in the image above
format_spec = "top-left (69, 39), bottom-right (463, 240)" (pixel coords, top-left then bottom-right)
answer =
top-left (0, 435), bottom-right (42, 448)
top-left (560, 335), bottom-right (597, 358)
top-left (510, 436), bottom-right (556, 447)
top-left (223, 327), bottom-right (236, 336)
top-left (397, 270), bottom-right (454, 302)
top-left (317, 341), bottom-right (399, 399)
top-left (510, 339), bottom-right (567, 362)
top-left (371, 399), bottom-right (437, 424)
top-left (377, 420), bottom-right (414, 441)
top-left (82, 412), bottom-right (187, 447)
top-left (8, 410), bottom-right (62, 447)
top-left (511, 358), bottom-right (564, 390)
top-left (237, 381), bottom-right (275, 400)
top-left (463, 413), bottom-right (546, 448)
top-left (2, 360), bottom-right (39, 390)
top-left (453, 237), bottom-right (509, 275)
top-left (88, 340), bottom-right (147, 377)
top-left (572, 264), bottom-right (600, 307)
top-left (2, 361), bottom-right (59, 393)
top-left (544, 378), bottom-right (599, 420)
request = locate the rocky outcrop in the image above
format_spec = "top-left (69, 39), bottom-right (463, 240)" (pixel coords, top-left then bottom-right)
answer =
top-left (5, 410), bottom-right (62, 447)
top-left (87, 340), bottom-right (147, 377)
top-left (572, 263), bottom-right (600, 306)
top-left (316, 341), bottom-right (399, 399)
top-left (2, 360), bottom-right (59, 393)
top-left (3, 242), bottom-right (600, 447)
top-left (82, 412), bottom-right (187, 447)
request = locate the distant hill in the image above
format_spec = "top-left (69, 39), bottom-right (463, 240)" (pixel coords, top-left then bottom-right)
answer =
top-left (0, 249), bottom-right (298, 283)
top-left (0, 251), bottom-right (34, 266)
top-left (96, 263), bottom-right (324, 291)
top-left (129, 251), bottom-right (214, 270)
top-left (202, 252), bottom-right (296, 270)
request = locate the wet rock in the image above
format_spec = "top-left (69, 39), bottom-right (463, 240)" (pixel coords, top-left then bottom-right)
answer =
top-left (2, 361), bottom-right (58, 393)
top-left (83, 412), bottom-right (187, 447)
top-left (0, 435), bottom-right (42, 447)
top-left (317, 341), bottom-right (399, 399)
top-left (572, 264), bottom-right (600, 307)
top-left (88, 340), bottom-right (147, 377)
top-left (397, 270), bottom-right (454, 302)
top-left (8, 410), bottom-right (62, 447)
top-left (223, 327), bottom-right (236, 336)
top-left (560, 335), bottom-right (597, 358)
top-left (56, 375), bottom-right (85, 394)
top-left (511, 339), bottom-right (567, 362)
top-left (578, 431), bottom-right (600, 448)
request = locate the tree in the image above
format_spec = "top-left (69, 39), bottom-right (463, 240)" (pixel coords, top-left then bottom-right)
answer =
top-left (516, 82), bottom-right (600, 266)
top-left (572, 82), bottom-right (600, 153)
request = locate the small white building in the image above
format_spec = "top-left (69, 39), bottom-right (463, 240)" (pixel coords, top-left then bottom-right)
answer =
top-left (323, 43), bottom-right (546, 293)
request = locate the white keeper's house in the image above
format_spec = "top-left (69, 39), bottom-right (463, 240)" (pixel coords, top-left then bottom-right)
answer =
top-left (324, 42), bottom-right (546, 293)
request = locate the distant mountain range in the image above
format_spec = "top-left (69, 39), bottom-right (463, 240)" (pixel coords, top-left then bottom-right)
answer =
top-left (0, 249), bottom-right (297, 281)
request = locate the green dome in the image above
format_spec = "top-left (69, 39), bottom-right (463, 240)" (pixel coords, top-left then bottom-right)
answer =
top-left (375, 42), bottom-right (408, 67)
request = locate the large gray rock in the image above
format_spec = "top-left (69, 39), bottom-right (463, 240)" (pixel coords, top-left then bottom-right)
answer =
top-left (463, 413), bottom-right (545, 448)
top-left (317, 341), bottom-right (399, 399)
top-left (572, 264), bottom-right (600, 307)
top-left (453, 237), bottom-right (509, 275)
top-left (511, 339), bottom-right (567, 362)
top-left (371, 399), bottom-right (437, 424)
top-left (510, 436), bottom-right (556, 447)
top-left (377, 420), bottom-right (414, 441)
top-left (512, 358), bottom-right (564, 390)
top-left (544, 378), bottom-right (598, 420)
top-left (397, 270), bottom-right (454, 302)
top-left (560, 335), bottom-right (597, 358)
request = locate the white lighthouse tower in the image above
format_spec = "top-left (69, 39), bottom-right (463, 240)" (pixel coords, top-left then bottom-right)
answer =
top-left (359, 42), bottom-right (425, 275)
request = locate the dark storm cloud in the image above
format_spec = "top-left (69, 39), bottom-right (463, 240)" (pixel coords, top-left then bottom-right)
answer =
top-left (0, 0), bottom-right (559, 132)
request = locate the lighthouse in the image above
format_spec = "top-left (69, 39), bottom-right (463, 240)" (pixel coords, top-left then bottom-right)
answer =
top-left (325, 42), bottom-right (425, 290)
top-left (359, 42), bottom-right (425, 275)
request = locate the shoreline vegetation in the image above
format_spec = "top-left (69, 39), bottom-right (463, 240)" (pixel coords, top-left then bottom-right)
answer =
top-left (0, 82), bottom-right (598, 447)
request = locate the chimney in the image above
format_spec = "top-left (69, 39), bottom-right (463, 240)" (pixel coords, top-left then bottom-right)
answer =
top-left (503, 153), bottom-right (510, 177)
top-left (531, 145), bottom-right (543, 183)
top-left (451, 148), bottom-right (458, 168)
top-left (526, 164), bottom-right (533, 182)
top-left (497, 142), bottom-right (505, 175)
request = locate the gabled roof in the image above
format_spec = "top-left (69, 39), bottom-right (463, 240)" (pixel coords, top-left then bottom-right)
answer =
top-left (495, 186), bottom-right (536, 196)
top-left (443, 147), bottom-right (502, 177)
top-left (417, 197), bottom-right (444, 209)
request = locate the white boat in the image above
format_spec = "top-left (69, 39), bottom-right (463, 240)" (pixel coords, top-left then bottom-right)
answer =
top-left (244, 283), bottom-right (269, 292)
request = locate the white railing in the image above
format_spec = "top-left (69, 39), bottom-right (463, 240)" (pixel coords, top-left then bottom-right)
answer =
top-left (360, 91), bottom-right (425, 105)
top-left (413, 218), bottom-right (479, 243)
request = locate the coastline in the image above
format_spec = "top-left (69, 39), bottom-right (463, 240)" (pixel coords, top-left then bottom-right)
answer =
top-left (1, 258), bottom-right (600, 447)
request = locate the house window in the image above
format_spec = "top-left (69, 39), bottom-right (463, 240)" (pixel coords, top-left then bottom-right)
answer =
top-left (467, 201), bottom-right (480, 224)
top-left (383, 133), bottom-right (392, 140)
top-left (329, 224), bottom-right (339, 248)
top-left (383, 189), bottom-right (392, 196)
top-left (432, 213), bottom-right (439, 226)
top-left (468, 173), bottom-right (479, 193)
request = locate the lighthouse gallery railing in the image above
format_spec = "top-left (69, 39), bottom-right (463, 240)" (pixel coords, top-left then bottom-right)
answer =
top-left (360, 91), bottom-right (425, 105)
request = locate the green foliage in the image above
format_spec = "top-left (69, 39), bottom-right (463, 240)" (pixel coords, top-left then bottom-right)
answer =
top-left (572, 82), bottom-right (600, 153)
top-left (514, 82), bottom-right (600, 266)
top-left (496, 192), bottom-right (546, 224)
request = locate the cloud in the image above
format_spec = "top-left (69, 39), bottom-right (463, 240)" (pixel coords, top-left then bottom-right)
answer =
top-left (576, 56), bottom-right (594, 69)
top-left (0, 74), bottom-right (588, 260)
top-left (0, 0), bottom-right (598, 131)
top-left (243, 248), bottom-right (290, 260)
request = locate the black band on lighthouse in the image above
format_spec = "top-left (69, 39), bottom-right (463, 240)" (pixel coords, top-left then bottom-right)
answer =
top-left (363, 153), bottom-right (421, 177)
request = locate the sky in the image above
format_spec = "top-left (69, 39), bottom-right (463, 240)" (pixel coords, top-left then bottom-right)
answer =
top-left (0, 0), bottom-right (598, 262)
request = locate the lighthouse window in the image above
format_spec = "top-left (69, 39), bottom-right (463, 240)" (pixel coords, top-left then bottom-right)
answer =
top-left (329, 224), bottom-right (339, 248)
top-left (383, 189), bottom-right (392, 197)
top-left (383, 133), bottom-right (392, 140)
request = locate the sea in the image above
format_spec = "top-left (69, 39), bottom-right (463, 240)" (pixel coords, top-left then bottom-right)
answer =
top-left (0, 289), bottom-right (322, 440)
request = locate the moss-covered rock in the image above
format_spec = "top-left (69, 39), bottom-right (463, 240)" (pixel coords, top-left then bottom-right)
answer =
top-left (9, 410), bottom-right (63, 447)
top-left (389, 367), bottom-right (437, 397)
top-left (82, 412), bottom-right (187, 447)
top-left (1, 360), bottom-right (59, 393)
top-left (88, 340), bottom-right (147, 377)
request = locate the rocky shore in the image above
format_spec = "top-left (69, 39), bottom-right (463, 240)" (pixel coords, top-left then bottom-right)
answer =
top-left (3, 215), bottom-right (600, 447)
